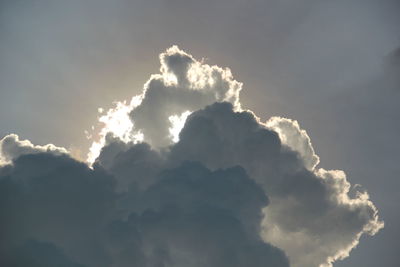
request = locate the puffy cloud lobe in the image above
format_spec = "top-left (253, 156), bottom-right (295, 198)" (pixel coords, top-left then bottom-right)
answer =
top-left (261, 168), bottom-right (382, 267)
top-left (95, 134), bottom-right (164, 192)
top-left (104, 162), bottom-right (289, 267)
top-left (141, 162), bottom-right (268, 237)
top-left (266, 116), bottom-right (319, 170)
top-left (88, 46), bottom-right (242, 162)
top-left (0, 134), bottom-right (68, 165)
top-left (131, 46), bottom-right (242, 148)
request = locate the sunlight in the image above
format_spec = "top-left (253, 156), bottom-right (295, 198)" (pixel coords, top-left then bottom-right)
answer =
top-left (168, 110), bottom-right (191, 143)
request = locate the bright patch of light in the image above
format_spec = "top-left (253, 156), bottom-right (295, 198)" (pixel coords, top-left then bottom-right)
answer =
top-left (163, 72), bottom-right (178, 86)
top-left (132, 131), bottom-right (144, 143)
top-left (86, 95), bottom-right (143, 164)
top-left (187, 61), bottom-right (215, 89)
top-left (99, 102), bottom-right (133, 141)
top-left (168, 111), bottom-right (191, 143)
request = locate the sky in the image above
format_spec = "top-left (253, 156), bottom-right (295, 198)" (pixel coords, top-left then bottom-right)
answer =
top-left (0, 0), bottom-right (399, 266)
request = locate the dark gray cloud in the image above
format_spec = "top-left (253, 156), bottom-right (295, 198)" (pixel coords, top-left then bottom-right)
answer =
top-left (0, 145), bottom-right (289, 266)
top-left (93, 100), bottom-right (383, 267)
top-left (0, 37), bottom-right (389, 267)
top-left (105, 162), bottom-right (289, 267)
top-left (0, 153), bottom-right (115, 267)
top-left (5, 240), bottom-right (86, 267)
top-left (170, 102), bottom-right (382, 267)
top-left (95, 135), bottom-right (164, 191)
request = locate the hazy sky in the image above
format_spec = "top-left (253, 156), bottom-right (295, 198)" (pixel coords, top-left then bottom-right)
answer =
top-left (1, 0), bottom-right (399, 266)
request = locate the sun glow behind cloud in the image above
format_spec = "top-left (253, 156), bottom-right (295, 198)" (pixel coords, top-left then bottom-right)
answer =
top-left (87, 96), bottom-right (143, 164)
top-left (79, 47), bottom-right (382, 267)
top-left (87, 45), bottom-right (243, 163)
top-left (0, 46), bottom-right (383, 267)
top-left (168, 111), bottom-right (192, 143)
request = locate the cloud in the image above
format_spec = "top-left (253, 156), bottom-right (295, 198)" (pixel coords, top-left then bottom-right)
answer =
top-left (105, 162), bottom-right (289, 267)
top-left (0, 134), bottom-right (67, 165)
top-left (266, 116), bottom-right (319, 170)
top-left (95, 135), bottom-right (164, 192)
top-left (5, 240), bottom-right (86, 267)
top-left (87, 46), bottom-right (242, 162)
top-left (130, 46), bottom-right (241, 147)
top-left (165, 102), bottom-right (383, 266)
top-left (0, 152), bottom-right (116, 267)
top-left (0, 147), bottom-right (289, 267)
top-left (0, 46), bottom-right (383, 267)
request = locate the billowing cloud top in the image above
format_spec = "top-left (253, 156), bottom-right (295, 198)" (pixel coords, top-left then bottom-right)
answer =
top-left (0, 134), bottom-right (68, 165)
top-left (0, 46), bottom-right (383, 267)
top-left (87, 46), bottom-right (242, 163)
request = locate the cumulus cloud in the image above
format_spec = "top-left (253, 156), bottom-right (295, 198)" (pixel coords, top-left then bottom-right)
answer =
top-left (0, 46), bottom-right (383, 267)
top-left (87, 46), bottom-right (242, 163)
top-left (266, 117), bottom-right (319, 170)
top-left (106, 162), bottom-right (289, 267)
top-left (0, 147), bottom-right (289, 267)
top-left (165, 102), bottom-right (383, 267)
top-left (0, 153), bottom-right (115, 267)
top-left (0, 134), bottom-right (68, 165)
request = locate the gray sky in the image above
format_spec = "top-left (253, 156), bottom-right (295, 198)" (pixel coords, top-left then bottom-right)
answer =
top-left (1, 0), bottom-right (399, 266)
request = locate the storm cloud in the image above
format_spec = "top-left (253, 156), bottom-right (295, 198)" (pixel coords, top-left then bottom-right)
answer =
top-left (0, 47), bottom-right (383, 267)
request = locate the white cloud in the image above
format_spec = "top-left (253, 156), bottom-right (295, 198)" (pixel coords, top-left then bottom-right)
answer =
top-left (88, 46), bottom-right (242, 163)
top-left (0, 134), bottom-right (68, 165)
top-left (266, 116), bottom-right (319, 170)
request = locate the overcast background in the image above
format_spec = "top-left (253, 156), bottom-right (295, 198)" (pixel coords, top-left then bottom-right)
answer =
top-left (0, 0), bottom-right (399, 266)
